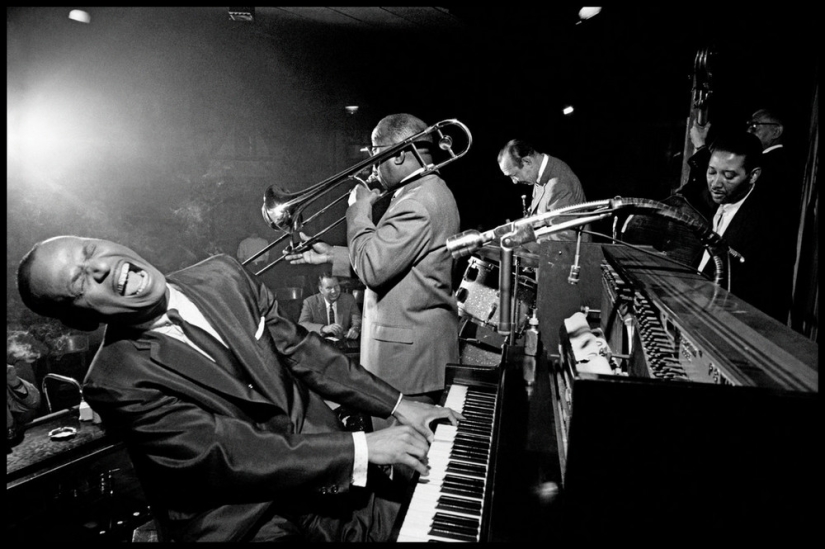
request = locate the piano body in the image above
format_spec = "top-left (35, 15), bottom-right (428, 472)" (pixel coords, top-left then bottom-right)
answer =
top-left (538, 242), bottom-right (819, 543)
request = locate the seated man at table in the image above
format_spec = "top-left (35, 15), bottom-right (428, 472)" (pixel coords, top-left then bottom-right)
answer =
top-left (299, 272), bottom-right (361, 341)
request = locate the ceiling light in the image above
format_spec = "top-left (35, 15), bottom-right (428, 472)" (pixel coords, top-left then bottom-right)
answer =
top-left (578, 7), bottom-right (602, 20)
top-left (68, 9), bottom-right (91, 24)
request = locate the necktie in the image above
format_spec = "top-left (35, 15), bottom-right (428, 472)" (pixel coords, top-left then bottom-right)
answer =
top-left (714, 205), bottom-right (727, 233)
top-left (327, 303), bottom-right (335, 325)
top-left (166, 308), bottom-right (240, 374)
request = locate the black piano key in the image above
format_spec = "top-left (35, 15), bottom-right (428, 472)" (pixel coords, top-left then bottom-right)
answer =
top-left (432, 512), bottom-right (480, 531)
top-left (449, 450), bottom-right (487, 465)
top-left (436, 495), bottom-right (482, 513)
top-left (441, 483), bottom-right (484, 499)
top-left (447, 461), bottom-right (487, 477)
top-left (455, 432), bottom-right (491, 444)
top-left (428, 525), bottom-right (477, 542)
top-left (443, 473), bottom-right (485, 489)
top-left (457, 423), bottom-right (492, 436)
top-left (461, 402), bottom-right (494, 414)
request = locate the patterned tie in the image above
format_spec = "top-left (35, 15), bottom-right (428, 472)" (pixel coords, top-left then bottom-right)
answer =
top-left (327, 303), bottom-right (335, 325)
top-left (166, 308), bottom-right (240, 373)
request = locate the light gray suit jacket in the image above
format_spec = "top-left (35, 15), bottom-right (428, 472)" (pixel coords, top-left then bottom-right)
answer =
top-left (337, 173), bottom-right (460, 395)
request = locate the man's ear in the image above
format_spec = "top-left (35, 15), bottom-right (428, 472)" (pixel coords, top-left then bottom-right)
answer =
top-left (772, 124), bottom-right (784, 141)
top-left (749, 166), bottom-right (762, 185)
top-left (393, 150), bottom-right (406, 165)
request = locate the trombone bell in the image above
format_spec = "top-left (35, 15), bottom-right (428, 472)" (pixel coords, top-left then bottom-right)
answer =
top-left (262, 186), bottom-right (298, 231)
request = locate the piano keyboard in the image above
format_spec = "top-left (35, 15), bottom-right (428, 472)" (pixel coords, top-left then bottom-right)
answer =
top-left (396, 382), bottom-right (499, 542)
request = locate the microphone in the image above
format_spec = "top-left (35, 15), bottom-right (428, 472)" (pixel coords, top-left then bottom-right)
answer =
top-left (498, 246), bottom-right (513, 335)
top-left (567, 229), bottom-right (583, 285)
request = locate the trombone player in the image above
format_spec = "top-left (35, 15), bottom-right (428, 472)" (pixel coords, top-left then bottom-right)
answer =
top-left (287, 113), bottom-right (461, 428)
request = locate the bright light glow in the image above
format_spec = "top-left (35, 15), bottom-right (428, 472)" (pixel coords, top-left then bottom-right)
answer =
top-left (7, 94), bottom-right (95, 178)
top-left (563, 105), bottom-right (575, 116)
top-left (68, 9), bottom-right (91, 24)
top-left (345, 105), bottom-right (359, 115)
top-left (578, 7), bottom-right (602, 20)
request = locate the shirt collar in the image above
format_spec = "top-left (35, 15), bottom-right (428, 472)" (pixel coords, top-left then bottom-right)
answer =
top-left (536, 154), bottom-right (549, 185)
top-left (137, 284), bottom-right (184, 330)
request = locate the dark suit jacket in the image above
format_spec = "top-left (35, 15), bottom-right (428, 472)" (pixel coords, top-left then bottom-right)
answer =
top-left (82, 255), bottom-right (400, 542)
top-left (299, 292), bottom-right (362, 334)
top-left (700, 183), bottom-right (796, 322)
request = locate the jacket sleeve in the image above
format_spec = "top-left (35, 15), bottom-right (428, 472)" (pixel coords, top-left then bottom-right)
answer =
top-left (83, 346), bottom-right (357, 505)
top-left (346, 195), bottom-right (431, 289)
top-left (298, 296), bottom-right (324, 334)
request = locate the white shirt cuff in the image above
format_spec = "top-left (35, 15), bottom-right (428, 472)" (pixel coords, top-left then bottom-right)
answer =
top-left (351, 431), bottom-right (368, 487)
top-left (391, 393), bottom-right (404, 416)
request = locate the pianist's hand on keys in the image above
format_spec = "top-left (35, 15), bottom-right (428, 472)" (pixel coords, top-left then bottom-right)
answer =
top-left (365, 397), bottom-right (465, 476)
top-left (396, 383), bottom-right (498, 542)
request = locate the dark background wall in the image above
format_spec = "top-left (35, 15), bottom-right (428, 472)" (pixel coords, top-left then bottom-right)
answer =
top-left (6, 6), bottom-right (818, 355)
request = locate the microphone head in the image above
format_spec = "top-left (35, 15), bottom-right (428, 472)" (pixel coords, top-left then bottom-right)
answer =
top-left (446, 230), bottom-right (483, 258)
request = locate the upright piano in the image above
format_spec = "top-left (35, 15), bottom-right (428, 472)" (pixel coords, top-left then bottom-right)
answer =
top-left (540, 242), bottom-right (819, 543)
top-left (395, 240), bottom-right (818, 544)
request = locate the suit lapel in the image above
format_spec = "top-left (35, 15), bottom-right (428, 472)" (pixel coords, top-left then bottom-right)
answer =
top-left (165, 272), bottom-right (290, 408)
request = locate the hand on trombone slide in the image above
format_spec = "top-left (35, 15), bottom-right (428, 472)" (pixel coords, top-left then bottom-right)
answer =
top-left (284, 232), bottom-right (335, 265)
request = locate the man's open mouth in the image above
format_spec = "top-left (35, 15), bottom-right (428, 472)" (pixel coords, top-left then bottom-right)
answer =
top-left (117, 262), bottom-right (149, 297)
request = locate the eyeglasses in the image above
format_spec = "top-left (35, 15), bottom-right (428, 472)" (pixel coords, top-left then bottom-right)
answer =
top-left (747, 121), bottom-right (780, 131)
top-left (360, 144), bottom-right (395, 157)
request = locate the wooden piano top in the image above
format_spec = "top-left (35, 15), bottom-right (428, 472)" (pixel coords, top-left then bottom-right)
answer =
top-left (602, 245), bottom-right (817, 392)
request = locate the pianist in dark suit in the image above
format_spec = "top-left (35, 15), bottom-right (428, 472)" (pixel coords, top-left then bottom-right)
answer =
top-left (16, 236), bottom-right (463, 542)
top-left (299, 272), bottom-right (361, 340)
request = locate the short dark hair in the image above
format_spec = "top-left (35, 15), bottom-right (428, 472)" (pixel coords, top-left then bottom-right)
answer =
top-left (752, 107), bottom-right (785, 126)
top-left (709, 131), bottom-right (764, 172)
top-left (498, 139), bottom-right (538, 168)
top-left (17, 242), bottom-right (59, 318)
top-left (374, 113), bottom-right (432, 145)
top-left (317, 272), bottom-right (337, 287)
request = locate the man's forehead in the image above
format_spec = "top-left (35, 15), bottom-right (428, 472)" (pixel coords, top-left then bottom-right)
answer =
top-left (499, 155), bottom-right (517, 172)
top-left (710, 150), bottom-right (746, 168)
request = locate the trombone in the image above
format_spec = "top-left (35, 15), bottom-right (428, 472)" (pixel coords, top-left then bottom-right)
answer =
top-left (244, 118), bottom-right (473, 275)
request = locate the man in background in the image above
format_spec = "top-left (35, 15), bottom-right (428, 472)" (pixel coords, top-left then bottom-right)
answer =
top-left (299, 272), bottom-right (361, 340)
top-left (236, 231), bottom-right (270, 272)
top-left (497, 139), bottom-right (589, 241)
